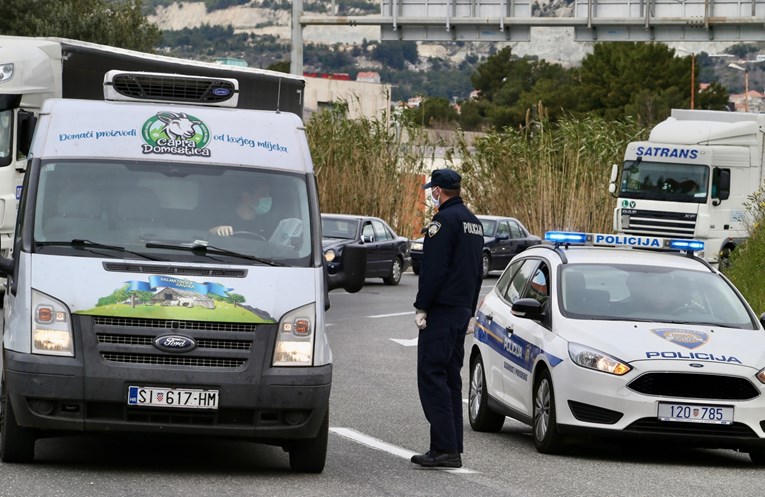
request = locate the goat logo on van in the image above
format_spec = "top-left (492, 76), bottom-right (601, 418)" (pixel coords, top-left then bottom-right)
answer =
top-left (75, 275), bottom-right (275, 323)
top-left (141, 112), bottom-right (211, 157)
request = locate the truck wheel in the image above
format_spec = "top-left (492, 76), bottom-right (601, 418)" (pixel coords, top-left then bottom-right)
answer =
top-left (468, 355), bottom-right (505, 432)
top-left (1, 381), bottom-right (36, 463)
top-left (533, 368), bottom-right (564, 454)
top-left (383, 257), bottom-right (402, 286)
top-left (288, 410), bottom-right (328, 473)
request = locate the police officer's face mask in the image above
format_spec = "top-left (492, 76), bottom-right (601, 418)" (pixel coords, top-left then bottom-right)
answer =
top-left (431, 187), bottom-right (441, 208)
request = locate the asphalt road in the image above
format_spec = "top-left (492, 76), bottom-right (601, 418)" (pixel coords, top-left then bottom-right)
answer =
top-left (1, 273), bottom-right (763, 497)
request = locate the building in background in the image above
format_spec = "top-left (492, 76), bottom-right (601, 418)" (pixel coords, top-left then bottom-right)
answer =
top-left (303, 74), bottom-right (391, 121)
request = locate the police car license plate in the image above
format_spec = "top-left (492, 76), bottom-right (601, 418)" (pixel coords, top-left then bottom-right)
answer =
top-left (127, 386), bottom-right (219, 409)
top-left (657, 402), bottom-right (733, 425)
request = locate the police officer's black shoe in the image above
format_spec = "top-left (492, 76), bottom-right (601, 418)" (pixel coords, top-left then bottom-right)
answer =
top-left (410, 450), bottom-right (462, 468)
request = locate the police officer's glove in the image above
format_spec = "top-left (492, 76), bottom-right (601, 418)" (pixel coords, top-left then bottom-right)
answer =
top-left (414, 310), bottom-right (427, 330)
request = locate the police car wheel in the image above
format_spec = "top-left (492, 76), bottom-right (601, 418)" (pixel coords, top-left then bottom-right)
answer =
top-left (481, 253), bottom-right (490, 278)
top-left (749, 449), bottom-right (765, 466)
top-left (0, 379), bottom-right (36, 463)
top-left (288, 409), bottom-right (328, 473)
top-left (468, 355), bottom-right (505, 432)
top-left (383, 257), bottom-right (402, 286)
top-left (532, 369), bottom-right (564, 454)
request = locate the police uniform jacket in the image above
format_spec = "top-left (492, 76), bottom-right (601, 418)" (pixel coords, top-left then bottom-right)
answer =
top-left (414, 196), bottom-right (484, 313)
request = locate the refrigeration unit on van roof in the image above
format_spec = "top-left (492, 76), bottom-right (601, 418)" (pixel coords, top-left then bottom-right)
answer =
top-left (103, 71), bottom-right (239, 108)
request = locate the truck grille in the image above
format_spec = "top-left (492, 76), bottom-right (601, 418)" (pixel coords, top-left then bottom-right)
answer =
top-left (620, 209), bottom-right (697, 238)
top-left (628, 373), bottom-right (760, 400)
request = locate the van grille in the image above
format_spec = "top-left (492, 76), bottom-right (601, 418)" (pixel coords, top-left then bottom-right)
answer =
top-left (102, 353), bottom-right (245, 368)
top-left (97, 333), bottom-right (251, 350)
top-left (109, 73), bottom-right (237, 104)
top-left (93, 316), bottom-right (257, 333)
top-left (102, 262), bottom-right (246, 278)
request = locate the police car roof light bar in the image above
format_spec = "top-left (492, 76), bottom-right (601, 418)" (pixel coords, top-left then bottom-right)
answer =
top-left (668, 239), bottom-right (705, 252)
top-left (544, 231), bottom-right (587, 244)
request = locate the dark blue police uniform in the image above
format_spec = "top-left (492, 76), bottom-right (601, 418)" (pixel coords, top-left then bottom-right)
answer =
top-left (413, 171), bottom-right (484, 461)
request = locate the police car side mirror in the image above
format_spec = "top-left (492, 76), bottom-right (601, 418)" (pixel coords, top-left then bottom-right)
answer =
top-left (760, 312), bottom-right (765, 329)
top-left (511, 298), bottom-right (543, 320)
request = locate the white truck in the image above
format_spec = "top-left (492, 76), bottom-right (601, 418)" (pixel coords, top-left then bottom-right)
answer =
top-left (609, 109), bottom-right (765, 266)
top-left (0, 69), bottom-right (365, 471)
top-left (0, 35), bottom-right (305, 259)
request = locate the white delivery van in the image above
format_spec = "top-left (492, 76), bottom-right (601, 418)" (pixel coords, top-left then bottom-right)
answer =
top-left (0, 71), bottom-right (364, 472)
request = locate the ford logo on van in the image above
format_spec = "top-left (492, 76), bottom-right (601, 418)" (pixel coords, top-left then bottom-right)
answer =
top-left (212, 87), bottom-right (230, 96)
top-left (154, 335), bottom-right (196, 353)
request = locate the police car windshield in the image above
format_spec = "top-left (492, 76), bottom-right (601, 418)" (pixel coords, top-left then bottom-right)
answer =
top-left (620, 160), bottom-right (708, 204)
top-left (560, 264), bottom-right (756, 329)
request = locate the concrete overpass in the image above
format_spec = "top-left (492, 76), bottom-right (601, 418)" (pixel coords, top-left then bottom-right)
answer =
top-left (290, 0), bottom-right (765, 73)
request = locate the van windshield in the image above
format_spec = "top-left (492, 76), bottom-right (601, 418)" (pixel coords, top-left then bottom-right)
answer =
top-left (33, 160), bottom-right (313, 267)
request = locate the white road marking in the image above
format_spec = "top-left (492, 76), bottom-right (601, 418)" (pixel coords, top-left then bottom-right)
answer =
top-left (330, 427), bottom-right (477, 474)
top-left (369, 311), bottom-right (414, 318)
top-left (390, 337), bottom-right (419, 346)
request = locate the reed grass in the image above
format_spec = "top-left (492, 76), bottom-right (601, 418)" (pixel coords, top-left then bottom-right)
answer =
top-left (723, 188), bottom-right (765, 314)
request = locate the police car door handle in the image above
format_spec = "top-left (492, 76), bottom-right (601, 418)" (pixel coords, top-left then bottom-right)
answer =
top-left (505, 325), bottom-right (514, 334)
top-left (486, 314), bottom-right (493, 322)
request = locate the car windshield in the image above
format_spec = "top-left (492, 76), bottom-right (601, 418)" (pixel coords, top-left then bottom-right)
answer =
top-left (322, 217), bottom-right (358, 239)
top-left (32, 159), bottom-right (313, 267)
top-left (480, 219), bottom-right (496, 237)
top-left (560, 264), bottom-right (756, 329)
top-left (619, 159), bottom-right (708, 203)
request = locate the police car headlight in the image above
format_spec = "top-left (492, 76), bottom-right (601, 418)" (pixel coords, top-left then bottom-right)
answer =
top-left (32, 289), bottom-right (73, 357)
top-left (568, 342), bottom-right (631, 376)
top-left (411, 241), bottom-right (423, 251)
top-left (273, 302), bottom-right (315, 366)
top-left (756, 368), bottom-right (765, 384)
top-left (324, 249), bottom-right (336, 262)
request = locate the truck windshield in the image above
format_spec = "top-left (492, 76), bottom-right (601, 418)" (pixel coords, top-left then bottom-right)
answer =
top-left (0, 110), bottom-right (11, 167)
top-left (620, 160), bottom-right (708, 203)
top-left (32, 160), bottom-right (313, 267)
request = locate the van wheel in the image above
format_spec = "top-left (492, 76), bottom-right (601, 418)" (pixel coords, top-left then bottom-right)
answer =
top-left (288, 410), bottom-right (328, 473)
top-left (383, 257), bottom-right (402, 286)
top-left (0, 380), bottom-right (36, 463)
top-left (481, 253), bottom-right (490, 278)
top-left (468, 355), bottom-right (505, 432)
top-left (533, 368), bottom-right (564, 454)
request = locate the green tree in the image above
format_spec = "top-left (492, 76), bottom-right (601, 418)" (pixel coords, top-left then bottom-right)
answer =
top-left (0, 0), bottom-right (161, 52)
top-left (696, 82), bottom-right (730, 110)
top-left (575, 43), bottom-right (690, 126)
top-left (403, 97), bottom-right (458, 128)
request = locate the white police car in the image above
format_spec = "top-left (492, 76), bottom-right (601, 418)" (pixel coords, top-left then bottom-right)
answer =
top-left (469, 231), bottom-right (765, 463)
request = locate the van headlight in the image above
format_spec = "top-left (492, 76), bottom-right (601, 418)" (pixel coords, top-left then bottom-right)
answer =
top-left (568, 342), bottom-right (630, 376)
top-left (32, 289), bottom-right (73, 356)
top-left (273, 302), bottom-right (315, 366)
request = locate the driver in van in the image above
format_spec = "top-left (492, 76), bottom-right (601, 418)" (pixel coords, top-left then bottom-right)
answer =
top-left (209, 182), bottom-right (275, 238)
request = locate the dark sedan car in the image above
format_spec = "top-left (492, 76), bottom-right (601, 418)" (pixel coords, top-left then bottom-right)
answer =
top-left (410, 215), bottom-right (541, 278)
top-left (322, 214), bottom-right (411, 286)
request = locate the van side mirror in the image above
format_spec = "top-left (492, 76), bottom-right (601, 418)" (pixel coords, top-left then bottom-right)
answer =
top-left (17, 110), bottom-right (37, 161)
top-left (327, 244), bottom-right (366, 293)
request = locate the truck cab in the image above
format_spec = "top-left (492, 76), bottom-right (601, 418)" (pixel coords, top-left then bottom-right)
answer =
top-left (610, 109), bottom-right (765, 266)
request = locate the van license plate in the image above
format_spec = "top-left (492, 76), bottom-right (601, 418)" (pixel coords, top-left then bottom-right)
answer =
top-left (127, 386), bottom-right (219, 409)
top-left (657, 402), bottom-right (732, 424)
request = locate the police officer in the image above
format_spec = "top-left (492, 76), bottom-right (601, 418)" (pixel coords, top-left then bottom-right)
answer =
top-left (411, 168), bottom-right (484, 468)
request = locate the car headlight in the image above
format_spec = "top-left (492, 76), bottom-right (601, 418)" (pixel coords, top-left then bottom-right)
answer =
top-left (411, 242), bottom-right (423, 251)
top-left (324, 249), bottom-right (336, 262)
top-left (273, 302), bottom-right (315, 366)
top-left (32, 289), bottom-right (73, 356)
top-left (568, 342), bottom-right (631, 376)
top-left (756, 368), bottom-right (765, 384)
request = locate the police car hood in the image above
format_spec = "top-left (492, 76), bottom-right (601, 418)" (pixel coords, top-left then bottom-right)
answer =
top-left (557, 319), bottom-right (765, 368)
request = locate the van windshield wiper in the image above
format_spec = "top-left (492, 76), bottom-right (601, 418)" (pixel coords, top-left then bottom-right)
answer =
top-left (144, 240), bottom-right (285, 266)
top-left (36, 239), bottom-right (163, 261)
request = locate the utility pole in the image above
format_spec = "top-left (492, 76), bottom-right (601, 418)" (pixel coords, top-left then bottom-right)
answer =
top-left (290, 0), bottom-right (303, 76)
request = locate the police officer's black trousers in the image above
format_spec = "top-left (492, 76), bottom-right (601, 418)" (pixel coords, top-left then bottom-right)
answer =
top-left (417, 306), bottom-right (472, 453)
